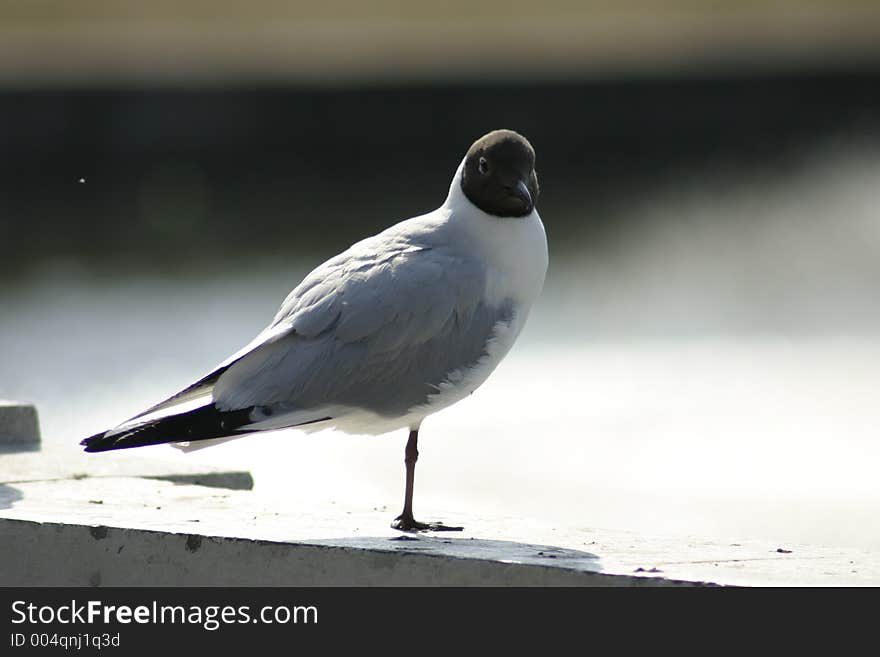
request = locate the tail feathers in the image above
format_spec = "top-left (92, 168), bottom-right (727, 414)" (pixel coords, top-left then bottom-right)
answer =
top-left (81, 404), bottom-right (255, 453)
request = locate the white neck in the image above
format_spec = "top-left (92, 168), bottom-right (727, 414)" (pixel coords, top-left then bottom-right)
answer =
top-left (438, 158), bottom-right (548, 308)
top-left (441, 159), bottom-right (468, 213)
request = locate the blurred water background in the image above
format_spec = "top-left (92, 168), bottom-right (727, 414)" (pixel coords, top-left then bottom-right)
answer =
top-left (2, 1), bottom-right (880, 549)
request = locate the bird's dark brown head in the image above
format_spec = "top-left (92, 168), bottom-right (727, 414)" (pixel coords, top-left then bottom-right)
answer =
top-left (460, 129), bottom-right (539, 218)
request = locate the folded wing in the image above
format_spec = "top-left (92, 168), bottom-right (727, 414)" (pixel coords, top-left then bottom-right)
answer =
top-left (82, 228), bottom-right (512, 450)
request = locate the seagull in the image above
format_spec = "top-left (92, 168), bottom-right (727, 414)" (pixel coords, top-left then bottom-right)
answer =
top-left (81, 129), bottom-right (548, 531)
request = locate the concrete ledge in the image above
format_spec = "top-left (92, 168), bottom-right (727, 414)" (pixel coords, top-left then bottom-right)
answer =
top-left (0, 519), bottom-right (695, 587)
top-left (2, 473), bottom-right (877, 586)
top-left (0, 401), bottom-right (40, 450)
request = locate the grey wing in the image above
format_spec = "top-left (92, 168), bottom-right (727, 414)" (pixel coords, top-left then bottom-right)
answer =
top-left (211, 243), bottom-right (514, 420)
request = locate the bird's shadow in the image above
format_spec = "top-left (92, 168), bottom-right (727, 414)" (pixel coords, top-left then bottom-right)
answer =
top-left (303, 535), bottom-right (602, 573)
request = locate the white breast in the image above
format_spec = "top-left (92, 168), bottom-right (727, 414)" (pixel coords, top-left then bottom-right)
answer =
top-left (297, 163), bottom-right (548, 437)
top-left (398, 173), bottom-right (549, 429)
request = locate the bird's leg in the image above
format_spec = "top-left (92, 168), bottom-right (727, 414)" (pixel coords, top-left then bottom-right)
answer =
top-left (391, 429), bottom-right (463, 532)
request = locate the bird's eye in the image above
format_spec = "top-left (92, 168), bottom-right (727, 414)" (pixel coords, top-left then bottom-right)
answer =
top-left (478, 157), bottom-right (489, 175)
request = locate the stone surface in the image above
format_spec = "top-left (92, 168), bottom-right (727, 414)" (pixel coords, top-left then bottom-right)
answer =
top-left (0, 401), bottom-right (40, 448)
top-left (1, 471), bottom-right (876, 586)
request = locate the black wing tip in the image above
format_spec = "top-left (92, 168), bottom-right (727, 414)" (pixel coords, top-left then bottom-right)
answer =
top-left (79, 406), bottom-right (328, 453)
top-left (80, 430), bottom-right (122, 452)
top-left (79, 405), bottom-right (257, 453)
top-left (79, 422), bottom-right (181, 452)
top-left (80, 430), bottom-right (105, 449)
